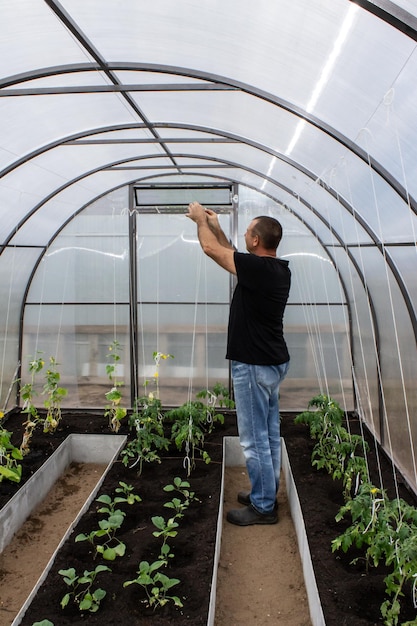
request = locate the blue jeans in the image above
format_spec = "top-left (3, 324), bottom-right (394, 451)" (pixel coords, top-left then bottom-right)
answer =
top-left (231, 360), bottom-right (290, 514)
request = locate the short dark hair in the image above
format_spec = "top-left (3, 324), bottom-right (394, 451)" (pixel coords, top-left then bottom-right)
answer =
top-left (252, 216), bottom-right (283, 250)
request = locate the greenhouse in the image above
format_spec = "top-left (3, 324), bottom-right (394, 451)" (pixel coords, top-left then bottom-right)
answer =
top-left (1, 1), bottom-right (417, 624)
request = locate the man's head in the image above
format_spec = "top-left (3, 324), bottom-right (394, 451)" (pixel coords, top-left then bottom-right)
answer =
top-left (244, 216), bottom-right (283, 255)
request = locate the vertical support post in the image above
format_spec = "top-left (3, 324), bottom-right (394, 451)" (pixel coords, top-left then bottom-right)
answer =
top-left (128, 185), bottom-right (139, 406)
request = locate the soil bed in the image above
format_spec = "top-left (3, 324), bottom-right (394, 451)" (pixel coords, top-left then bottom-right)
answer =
top-left (2, 410), bottom-right (237, 626)
top-left (2, 410), bottom-right (417, 625)
top-left (281, 413), bottom-right (417, 626)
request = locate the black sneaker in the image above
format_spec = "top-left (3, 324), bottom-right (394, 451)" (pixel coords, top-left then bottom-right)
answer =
top-left (226, 504), bottom-right (278, 526)
top-left (237, 490), bottom-right (278, 511)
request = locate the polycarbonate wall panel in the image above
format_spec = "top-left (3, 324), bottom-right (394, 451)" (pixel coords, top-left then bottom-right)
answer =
top-left (22, 189), bottom-right (131, 408)
top-left (349, 246), bottom-right (417, 488)
top-left (6, 165), bottom-right (173, 247)
top-left (331, 246), bottom-right (380, 436)
top-left (136, 213), bottom-right (230, 303)
top-left (328, 155), bottom-right (417, 244)
top-left (28, 218), bottom-right (129, 304)
top-left (137, 303), bottom-right (230, 405)
top-left (22, 304), bottom-right (130, 409)
top-left (136, 205), bottom-right (231, 405)
top-left (0, 247), bottom-right (43, 411)
top-left (388, 246), bottom-right (417, 305)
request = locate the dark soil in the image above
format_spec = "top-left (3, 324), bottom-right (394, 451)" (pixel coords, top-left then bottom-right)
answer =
top-left (2, 410), bottom-right (237, 626)
top-left (2, 409), bottom-right (417, 625)
top-left (281, 414), bottom-right (417, 626)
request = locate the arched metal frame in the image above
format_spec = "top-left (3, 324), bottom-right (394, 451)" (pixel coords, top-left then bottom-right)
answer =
top-left (1, 0), bottom-right (417, 468)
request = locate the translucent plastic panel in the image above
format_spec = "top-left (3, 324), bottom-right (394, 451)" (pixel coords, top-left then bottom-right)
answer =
top-left (302, 7), bottom-right (413, 134)
top-left (0, 247), bottom-right (42, 411)
top-left (137, 303), bottom-right (229, 406)
top-left (168, 142), bottom-right (285, 181)
top-left (27, 219), bottom-right (129, 304)
top-left (0, 1), bottom-right (94, 78)
top-left (31, 139), bottom-right (164, 180)
top-left (349, 246), bottom-right (417, 489)
top-left (388, 245), bottom-right (417, 307)
top-left (283, 304), bottom-right (352, 411)
top-left (0, 93), bottom-right (135, 163)
top-left (329, 152), bottom-right (417, 244)
top-left (7, 167), bottom-right (171, 246)
top-left (135, 185), bottom-right (231, 207)
top-left (236, 188), bottom-right (346, 304)
top-left (392, 0), bottom-right (417, 14)
top-left (22, 304), bottom-right (130, 409)
top-left (61, 0), bottom-right (411, 133)
top-left (132, 90), bottom-right (348, 172)
top-left (331, 246), bottom-right (379, 434)
top-left (60, 0), bottom-right (350, 101)
top-left (255, 180), bottom-right (355, 247)
top-left (137, 213), bottom-right (230, 303)
top-left (362, 48), bottom-right (417, 202)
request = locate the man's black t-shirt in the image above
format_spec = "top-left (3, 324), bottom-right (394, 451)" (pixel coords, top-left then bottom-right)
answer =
top-left (226, 251), bottom-right (291, 365)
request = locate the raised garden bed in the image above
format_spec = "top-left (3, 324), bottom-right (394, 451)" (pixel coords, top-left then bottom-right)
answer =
top-left (3, 408), bottom-right (417, 625)
top-left (281, 414), bottom-right (417, 626)
top-left (2, 410), bottom-right (236, 626)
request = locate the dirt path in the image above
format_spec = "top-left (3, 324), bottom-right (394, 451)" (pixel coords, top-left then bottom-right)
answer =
top-left (215, 466), bottom-right (311, 626)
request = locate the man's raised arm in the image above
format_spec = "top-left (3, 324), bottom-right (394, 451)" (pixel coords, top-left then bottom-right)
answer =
top-left (186, 202), bottom-right (236, 274)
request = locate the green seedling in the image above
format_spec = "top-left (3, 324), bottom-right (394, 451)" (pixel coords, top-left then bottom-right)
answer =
top-left (295, 394), bottom-right (369, 499)
top-left (151, 515), bottom-right (179, 563)
top-left (19, 354), bottom-right (44, 455)
top-left (75, 482), bottom-right (140, 560)
top-left (165, 383), bottom-right (233, 475)
top-left (0, 427), bottom-right (23, 483)
top-left (163, 477), bottom-right (199, 517)
top-left (114, 480), bottom-right (142, 505)
top-left (299, 393), bottom-right (417, 625)
top-left (121, 395), bottom-right (170, 473)
top-left (104, 340), bottom-right (127, 433)
top-left (42, 356), bottom-right (67, 433)
top-left (124, 560), bottom-right (183, 609)
top-left (59, 565), bottom-right (110, 612)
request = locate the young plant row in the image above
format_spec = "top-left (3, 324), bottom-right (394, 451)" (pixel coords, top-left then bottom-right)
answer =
top-left (0, 344), bottom-right (233, 486)
top-left (295, 394), bottom-right (417, 626)
top-left (122, 381), bottom-right (234, 477)
top-left (31, 476), bottom-right (199, 625)
top-left (0, 354), bottom-right (67, 484)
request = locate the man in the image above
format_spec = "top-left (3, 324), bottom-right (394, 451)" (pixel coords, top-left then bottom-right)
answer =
top-left (186, 201), bottom-right (290, 526)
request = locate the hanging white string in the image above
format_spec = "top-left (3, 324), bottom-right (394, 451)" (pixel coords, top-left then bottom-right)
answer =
top-left (323, 162), bottom-right (374, 475)
top-left (337, 152), bottom-right (388, 493)
top-left (354, 126), bottom-right (406, 501)
top-left (183, 243), bottom-right (203, 474)
top-left (50, 242), bottom-right (71, 366)
top-left (0, 242), bottom-right (17, 411)
top-left (136, 215), bottom-right (147, 397)
top-left (187, 242), bottom-right (203, 404)
top-left (291, 193), bottom-right (330, 398)
top-left (322, 166), bottom-right (354, 415)
top-left (380, 89), bottom-right (417, 488)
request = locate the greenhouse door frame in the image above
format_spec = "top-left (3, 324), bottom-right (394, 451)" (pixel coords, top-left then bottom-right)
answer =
top-left (127, 183), bottom-right (237, 405)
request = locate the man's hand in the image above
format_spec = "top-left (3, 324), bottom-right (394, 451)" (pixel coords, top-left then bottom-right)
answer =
top-left (185, 201), bottom-right (236, 274)
top-left (186, 201), bottom-right (207, 223)
top-left (204, 208), bottom-right (221, 233)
